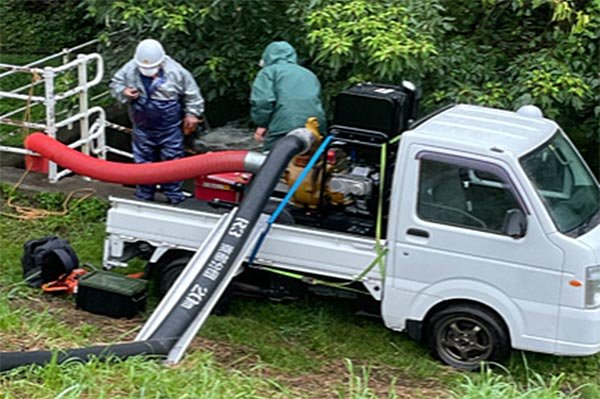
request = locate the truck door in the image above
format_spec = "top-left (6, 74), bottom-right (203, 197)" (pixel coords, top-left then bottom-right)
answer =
top-left (384, 147), bottom-right (564, 354)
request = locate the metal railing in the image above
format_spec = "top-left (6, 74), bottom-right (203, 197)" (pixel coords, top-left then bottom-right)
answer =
top-left (0, 39), bottom-right (132, 182)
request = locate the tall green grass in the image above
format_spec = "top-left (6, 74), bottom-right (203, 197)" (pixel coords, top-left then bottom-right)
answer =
top-left (0, 353), bottom-right (291, 399)
top-left (340, 359), bottom-right (399, 399)
top-left (450, 360), bottom-right (599, 399)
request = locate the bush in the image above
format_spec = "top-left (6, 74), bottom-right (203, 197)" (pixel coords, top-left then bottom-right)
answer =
top-left (0, 0), bottom-right (98, 54)
top-left (83, 0), bottom-right (598, 173)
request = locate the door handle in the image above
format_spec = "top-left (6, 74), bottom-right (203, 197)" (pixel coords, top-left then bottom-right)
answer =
top-left (351, 242), bottom-right (374, 250)
top-left (406, 228), bottom-right (429, 238)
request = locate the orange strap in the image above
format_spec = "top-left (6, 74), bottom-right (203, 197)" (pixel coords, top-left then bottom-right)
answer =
top-left (41, 268), bottom-right (87, 294)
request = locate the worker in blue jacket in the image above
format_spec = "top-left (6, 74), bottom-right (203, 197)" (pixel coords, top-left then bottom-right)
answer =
top-left (110, 39), bottom-right (204, 204)
top-left (250, 41), bottom-right (326, 151)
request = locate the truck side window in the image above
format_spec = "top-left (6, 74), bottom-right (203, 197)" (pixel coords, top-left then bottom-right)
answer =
top-left (418, 159), bottom-right (524, 235)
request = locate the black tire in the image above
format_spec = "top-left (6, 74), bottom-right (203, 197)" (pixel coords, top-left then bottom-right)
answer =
top-left (426, 304), bottom-right (510, 370)
top-left (157, 256), bottom-right (190, 298)
top-left (156, 255), bottom-right (233, 315)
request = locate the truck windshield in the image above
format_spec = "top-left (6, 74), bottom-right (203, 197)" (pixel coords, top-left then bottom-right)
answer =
top-left (520, 131), bottom-right (600, 236)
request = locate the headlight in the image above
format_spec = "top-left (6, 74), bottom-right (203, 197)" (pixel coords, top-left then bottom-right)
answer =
top-left (585, 265), bottom-right (600, 308)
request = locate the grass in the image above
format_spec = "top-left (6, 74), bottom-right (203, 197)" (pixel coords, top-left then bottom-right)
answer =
top-left (0, 353), bottom-right (291, 399)
top-left (450, 362), bottom-right (600, 399)
top-left (0, 185), bottom-right (598, 398)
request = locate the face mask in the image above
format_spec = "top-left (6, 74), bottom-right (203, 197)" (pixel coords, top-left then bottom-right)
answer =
top-left (258, 59), bottom-right (265, 68)
top-left (139, 66), bottom-right (159, 77)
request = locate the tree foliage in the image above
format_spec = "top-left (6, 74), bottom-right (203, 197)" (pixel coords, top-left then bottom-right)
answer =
top-left (87, 0), bottom-right (303, 102)
top-left (0, 0), bottom-right (97, 54)
top-left (84, 0), bottom-right (598, 171)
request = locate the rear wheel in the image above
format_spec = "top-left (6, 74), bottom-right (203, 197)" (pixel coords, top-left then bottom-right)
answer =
top-left (155, 255), bottom-right (233, 315)
top-left (157, 256), bottom-right (190, 298)
top-left (427, 304), bottom-right (510, 370)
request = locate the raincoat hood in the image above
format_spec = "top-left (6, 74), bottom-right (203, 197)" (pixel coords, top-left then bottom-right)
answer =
top-left (261, 41), bottom-right (297, 66)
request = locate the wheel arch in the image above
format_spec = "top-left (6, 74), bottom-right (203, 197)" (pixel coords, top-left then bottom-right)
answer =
top-left (145, 248), bottom-right (194, 279)
top-left (422, 299), bottom-right (511, 345)
top-left (406, 279), bottom-right (525, 348)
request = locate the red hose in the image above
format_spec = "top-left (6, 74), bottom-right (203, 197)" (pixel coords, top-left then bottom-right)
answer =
top-left (25, 133), bottom-right (249, 185)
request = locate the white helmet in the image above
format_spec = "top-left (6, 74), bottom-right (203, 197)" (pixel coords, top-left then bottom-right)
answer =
top-left (135, 39), bottom-right (165, 76)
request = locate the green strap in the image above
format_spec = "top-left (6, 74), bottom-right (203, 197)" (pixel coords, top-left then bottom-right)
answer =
top-left (375, 143), bottom-right (387, 277)
top-left (335, 247), bottom-right (388, 286)
top-left (256, 265), bottom-right (370, 295)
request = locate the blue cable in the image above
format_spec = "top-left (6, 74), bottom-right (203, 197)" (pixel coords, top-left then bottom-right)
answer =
top-left (248, 135), bottom-right (334, 265)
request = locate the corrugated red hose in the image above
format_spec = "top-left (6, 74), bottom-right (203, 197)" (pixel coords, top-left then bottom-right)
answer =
top-left (25, 133), bottom-right (249, 185)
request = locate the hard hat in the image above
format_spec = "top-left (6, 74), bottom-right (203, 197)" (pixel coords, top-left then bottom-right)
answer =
top-left (134, 39), bottom-right (166, 69)
top-left (516, 105), bottom-right (543, 118)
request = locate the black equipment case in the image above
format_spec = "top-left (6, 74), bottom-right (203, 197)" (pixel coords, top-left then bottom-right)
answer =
top-left (76, 271), bottom-right (147, 318)
top-left (331, 82), bottom-right (420, 143)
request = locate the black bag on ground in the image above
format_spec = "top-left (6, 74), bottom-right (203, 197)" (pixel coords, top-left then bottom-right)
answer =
top-left (21, 236), bottom-right (79, 288)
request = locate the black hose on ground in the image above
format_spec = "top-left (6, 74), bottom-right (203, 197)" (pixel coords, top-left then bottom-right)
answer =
top-left (0, 340), bottom-right (174, 371)
top-left (0, 132), bottom-right (312, 372)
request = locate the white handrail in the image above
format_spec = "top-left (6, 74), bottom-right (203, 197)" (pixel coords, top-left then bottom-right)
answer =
top-left (54, 105), bottom-right (104, 129)
top-left (0, 49), bottom-right (133, 182)
top-left (0, 90), bottom-right (45, 102)
top-left (0, 35), bottom-right (138, 182)
top-left (54, 54), bottom-right (104, 100)
top-left (0, 54), bottom-right (104, 103)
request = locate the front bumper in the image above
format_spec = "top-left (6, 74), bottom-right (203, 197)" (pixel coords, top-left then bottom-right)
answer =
top-left (555, 306), bottom-right (600, 356)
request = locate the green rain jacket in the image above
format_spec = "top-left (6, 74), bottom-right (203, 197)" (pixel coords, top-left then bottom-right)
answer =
top-left (250, 41), bottom-right (326, 151)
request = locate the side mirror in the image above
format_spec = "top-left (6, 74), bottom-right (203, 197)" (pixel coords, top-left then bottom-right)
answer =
top-left (503, 209), bottom-right (527, 239)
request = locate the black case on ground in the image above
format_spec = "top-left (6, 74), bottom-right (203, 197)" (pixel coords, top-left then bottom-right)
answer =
top-left (76, 271), bottom-right (147, 318)
top-left (331, 82), bottom-right (419, 142)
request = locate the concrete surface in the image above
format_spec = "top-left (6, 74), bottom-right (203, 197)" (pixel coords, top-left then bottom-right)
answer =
top-left (0, 165), bottom-right (136, 199)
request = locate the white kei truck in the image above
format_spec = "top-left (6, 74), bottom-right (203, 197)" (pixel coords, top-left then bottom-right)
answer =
top-left (102, 86), bottom-right (600, 370)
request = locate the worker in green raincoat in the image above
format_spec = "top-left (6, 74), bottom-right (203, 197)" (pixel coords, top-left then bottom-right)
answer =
top-left (250, 41), bottom-right (326, 151)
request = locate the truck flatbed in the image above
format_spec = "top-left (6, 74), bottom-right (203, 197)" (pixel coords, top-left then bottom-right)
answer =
top-left (104, 196), bottom-right (384, 299)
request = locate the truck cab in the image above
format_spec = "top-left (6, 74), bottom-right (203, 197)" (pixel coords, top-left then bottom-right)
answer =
top-left (383, 104), bottom-right (600, 369)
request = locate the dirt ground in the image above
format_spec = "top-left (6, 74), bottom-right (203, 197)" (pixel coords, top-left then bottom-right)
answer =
top-left (4, 295), bottom-right (449, 399)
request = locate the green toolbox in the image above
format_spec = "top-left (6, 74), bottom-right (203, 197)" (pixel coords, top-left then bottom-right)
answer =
top-left (76, 271), bottom-right (147, 318)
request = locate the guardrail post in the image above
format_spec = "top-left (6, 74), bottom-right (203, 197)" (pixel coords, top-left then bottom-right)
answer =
top-left (77, 54), bottom-right (90, 156)
top-left (62, 48), bottom-right (69, 66)
top-left (96, 112), bottom-right (107, 160)
top-left (43, 66), bottom-right (58, 183)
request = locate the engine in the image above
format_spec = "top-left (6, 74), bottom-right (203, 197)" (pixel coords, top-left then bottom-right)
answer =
top-left (329, 165), bottom-right (378, 216)
top-left (284, 148), bottom-right (380, 219)
top-left (282, 81), bottom-right (419, 236)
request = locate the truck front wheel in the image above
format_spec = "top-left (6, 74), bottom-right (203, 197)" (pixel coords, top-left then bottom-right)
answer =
top-left (427, 305), bottom-right (510, 370)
